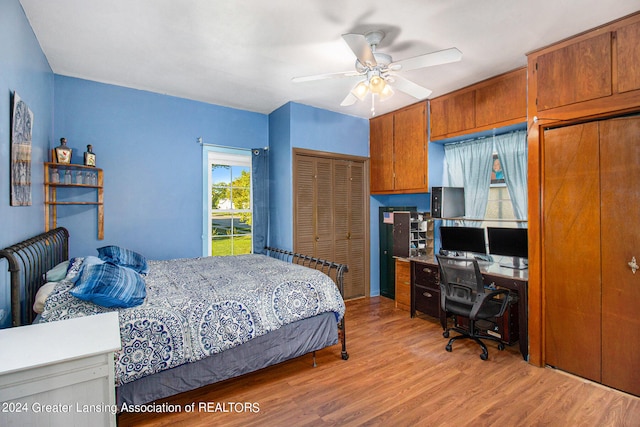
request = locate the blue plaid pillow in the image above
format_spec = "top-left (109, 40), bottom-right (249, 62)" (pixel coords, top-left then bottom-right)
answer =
top-left (97, 245), bottom-right (149, 275)
top-left (71, 262), bottom-right (146, 308)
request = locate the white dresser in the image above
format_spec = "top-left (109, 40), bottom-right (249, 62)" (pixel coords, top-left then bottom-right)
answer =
top-left (0, 312), bottom-right (120, 427)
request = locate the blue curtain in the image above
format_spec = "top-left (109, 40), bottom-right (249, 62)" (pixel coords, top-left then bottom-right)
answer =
top-left (494, 130), bottom-right (527, 223)
top-left (251, 148), bottom-right (269, 254)
top-left (444, 137), bottom-right (493, 226)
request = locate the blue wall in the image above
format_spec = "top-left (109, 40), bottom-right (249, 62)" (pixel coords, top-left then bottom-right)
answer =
top-left (0, 0), bottom-right (442, 328)
top-left (0, 1), bottom-right (54, 247)
top-left (367, 141), bottom-right (445, 296)
top-left (53, 76), bottom-right (268, 259)
top-left (0, 0), bottom-right (55, 328)
top-left (268, 102), bottom-right (369, 251)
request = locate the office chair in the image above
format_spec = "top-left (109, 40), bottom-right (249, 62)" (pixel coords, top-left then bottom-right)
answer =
top-left (436, 255), bottom-right (510, 360)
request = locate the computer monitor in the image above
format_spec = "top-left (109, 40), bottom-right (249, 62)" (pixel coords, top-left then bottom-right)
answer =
top-left (439, 226), bottom-right (487, 256)
top-left (487, 227), bottom-right (528, 269)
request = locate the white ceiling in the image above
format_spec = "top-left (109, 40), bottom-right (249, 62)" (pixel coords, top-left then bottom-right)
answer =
top-left (19, 0), bottom-right (640, 119)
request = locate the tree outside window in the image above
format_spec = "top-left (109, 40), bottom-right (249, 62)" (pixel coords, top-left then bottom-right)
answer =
top-left (211, 163), bottom-right (252, 256)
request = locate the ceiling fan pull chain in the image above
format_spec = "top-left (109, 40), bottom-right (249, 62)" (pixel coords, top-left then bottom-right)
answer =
top-left (371, 94), bottom-right (376, 116)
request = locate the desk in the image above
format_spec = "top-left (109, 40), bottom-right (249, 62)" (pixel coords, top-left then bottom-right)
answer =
top-left (409, 256), bottom-right (528, 360)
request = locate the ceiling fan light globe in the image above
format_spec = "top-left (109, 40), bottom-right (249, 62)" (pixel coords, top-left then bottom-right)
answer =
top-left (369, 76), bottom-right (386, 94)
top-left (379, 84), bottom-right (394, 101)
top-left (351, 80), bottom-right (369, 101)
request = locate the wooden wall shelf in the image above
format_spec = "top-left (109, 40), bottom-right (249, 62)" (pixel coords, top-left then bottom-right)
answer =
top-left (44, 162), bottom-right (104, 240)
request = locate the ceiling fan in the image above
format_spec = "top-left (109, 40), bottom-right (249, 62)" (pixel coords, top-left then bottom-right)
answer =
top-left (292, 31), bottom-right (462, 114)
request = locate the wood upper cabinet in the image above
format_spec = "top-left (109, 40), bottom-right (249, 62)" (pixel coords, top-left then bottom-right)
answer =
top-left (528, 12), bottom-right (640, 119)
top-left (616, 19), bottom-right (640, 93)
top-left (369, 113), bottom-right (394, 193)
top-left (429, 90), bottom-right (475, 137)
top-left (370, 101), bottom-right (428, 194)
top-left (536, 32), bottom-right (612, 110)
top-left (430, 68), bottom-right (526, 140)
top-left (475, 68), bottom-right (527, 127)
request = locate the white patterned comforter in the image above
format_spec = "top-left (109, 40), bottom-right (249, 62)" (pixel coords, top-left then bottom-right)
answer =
top-left (40, 254), bottom-right (346, 386)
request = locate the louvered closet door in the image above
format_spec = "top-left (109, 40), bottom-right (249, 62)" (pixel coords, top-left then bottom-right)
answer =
top-left (347, 161), bottom-right (366, 299)
top-left (294, 155), bottom-right (334, 259)
top-left (543, 122), bottom-right (602, 382)
top-left (334, 160), bottom-right (366, 299)
top-left (599, 116), bottom-right (640, 396)
top-left (294, 152), bottom-right (368, 300)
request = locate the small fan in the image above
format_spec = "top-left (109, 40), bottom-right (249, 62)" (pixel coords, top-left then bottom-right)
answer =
top-left (292, 30), bottom-right (462, 109)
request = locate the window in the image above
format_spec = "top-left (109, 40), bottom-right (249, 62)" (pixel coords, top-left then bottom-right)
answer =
top-left (484, 186), bottom-right (516, 226)
top-left (206, 151), bottom-right (252, 256)
top-left (482, 153), bottom-right (517, 228)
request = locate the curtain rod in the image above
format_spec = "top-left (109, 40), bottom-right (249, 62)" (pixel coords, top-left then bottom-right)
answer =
top-left (197, 137), bottom-right (268, 151)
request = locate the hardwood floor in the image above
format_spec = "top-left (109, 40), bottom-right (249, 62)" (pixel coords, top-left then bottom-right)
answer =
top-left (118, 297), bottom-right (640, 426)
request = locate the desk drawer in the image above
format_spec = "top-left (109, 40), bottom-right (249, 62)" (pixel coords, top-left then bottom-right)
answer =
top-left (413, 262), bottom-right (439, 287)
top-left (414, 284), bottom-right (440, 318)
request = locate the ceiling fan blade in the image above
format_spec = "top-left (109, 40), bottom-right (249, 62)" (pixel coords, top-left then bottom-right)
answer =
top-left (342, 33), bottom-right (377, 67)
top-left (392, 47), bottom-right (462, 72)
top-left (390, 75), bottom-right (432, 99)
top-left (292, 70), bottom-right (360, 83)
top-left (340, 92), bottom-right (359, 107)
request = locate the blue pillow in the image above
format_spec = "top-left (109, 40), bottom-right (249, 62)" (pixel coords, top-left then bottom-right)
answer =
top-left (71, 262), bottom-right (146, 308)
top-left (97, 245), bottom-right (149, 275)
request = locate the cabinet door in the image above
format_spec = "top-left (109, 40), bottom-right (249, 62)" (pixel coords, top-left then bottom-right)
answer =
top-left (616, 20), bottom-right (640, 93)
top-left (430, 91), bottom-right (475, 138)
top-left (393, 103), bottom-right (427, 192)
top-left (599, 116), bottom-right (640, 396)
top-left (370, 113), bottom-right (394, 193)
top-left (537, 32), bottom-right (612, 110)
top-left (395, 259), bottom-right (411, 311)
top-left (475, 68), bottom-right (526, 127)
top-left (543, 123), bottom-right (602, 382)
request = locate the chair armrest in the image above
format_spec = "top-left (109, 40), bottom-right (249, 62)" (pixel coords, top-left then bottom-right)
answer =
top-left (469, 289), bottom-right (510, 319)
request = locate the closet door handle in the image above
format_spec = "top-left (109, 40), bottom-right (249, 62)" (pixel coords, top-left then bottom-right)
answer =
top-left (629, 256), bottom-right (638, 274)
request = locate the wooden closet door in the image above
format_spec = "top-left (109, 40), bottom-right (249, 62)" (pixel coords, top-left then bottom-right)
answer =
top-left (600, 116), bottom-right (640, 396)
top-left (334, 160), bottom-right (366, 299)
top-left (543, 123), bottom-right (602, 382)
top-left (294, 155), bottom-right (334, 260)
top-left (348, 161), bottom-right (366, 299)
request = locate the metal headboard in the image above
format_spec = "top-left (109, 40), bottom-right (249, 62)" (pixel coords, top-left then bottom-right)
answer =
top-left (0, 227), bottom-right (69, 327)
top-left (265, 246), bottom-right (349, 360)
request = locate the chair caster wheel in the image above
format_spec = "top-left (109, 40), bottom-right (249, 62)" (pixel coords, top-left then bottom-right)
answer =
top-left (498, 343), bottom-right (505, 351)
top-left (480, 353), bottom-right (488, 361)
top-left (445, 344), bottom-right (452, 352)
top-left (443, 331), bottom-right (450, 338)
top-left (341, 352), bottom-right (349, 360)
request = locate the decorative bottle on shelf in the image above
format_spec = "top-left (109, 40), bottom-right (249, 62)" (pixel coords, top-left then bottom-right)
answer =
top-left (54, 138), bottom-right (72, 164)
top-left (84, 144), bottom-right (96, 167)
top-left (75, 170), bottom-right (83, 184)
top-left (50, 168), bottom-right (59, 183)
top-left (64, 169), bottom-right (72, 184)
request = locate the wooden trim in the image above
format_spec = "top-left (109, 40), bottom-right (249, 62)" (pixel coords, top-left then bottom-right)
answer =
top-left (293, 147), bottom-right (368, 163)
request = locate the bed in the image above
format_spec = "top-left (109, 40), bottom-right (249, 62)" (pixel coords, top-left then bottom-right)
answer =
top-left (0, 227), bottom-right (348, 406)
